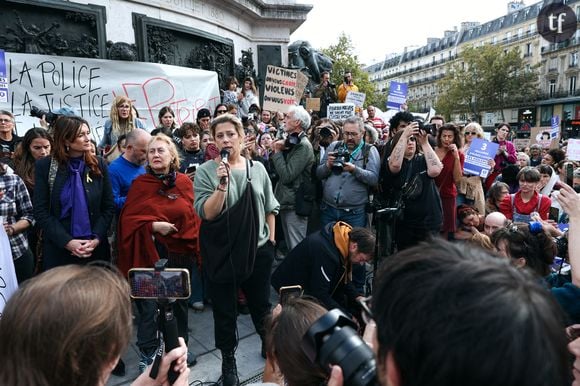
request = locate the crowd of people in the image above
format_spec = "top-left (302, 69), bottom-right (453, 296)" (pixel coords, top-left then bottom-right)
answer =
top-left (1, 70), bottom-right (580, 386)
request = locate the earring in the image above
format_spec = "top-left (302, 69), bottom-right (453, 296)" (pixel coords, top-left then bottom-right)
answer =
top-left (65, 145), bottom-right (70, 152)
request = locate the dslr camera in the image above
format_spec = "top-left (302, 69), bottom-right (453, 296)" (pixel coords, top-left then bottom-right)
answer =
top-left (414, 119), bottom-right (437, 136)
top-left (331, 147), bottom-right (350, 174)
top-left (302, 309), bottom-right (378, 386)
top-left (30, 106), bottom-right (60, 125)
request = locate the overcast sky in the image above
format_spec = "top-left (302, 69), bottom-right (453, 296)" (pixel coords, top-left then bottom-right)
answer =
top-left (291, 0), bottom-right (528, 65)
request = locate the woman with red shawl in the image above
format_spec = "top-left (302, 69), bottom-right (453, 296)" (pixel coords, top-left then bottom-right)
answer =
top-left (117, 134), bottom-right (200, 373)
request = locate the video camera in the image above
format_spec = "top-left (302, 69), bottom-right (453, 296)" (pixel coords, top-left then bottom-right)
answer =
top-left (302, 309), bottom-right (378, 386)
top-left (30, 106), bottom-right (61, 125)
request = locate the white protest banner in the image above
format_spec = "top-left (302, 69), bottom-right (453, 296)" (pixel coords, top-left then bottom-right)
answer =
top-left (262, 65), bottom-right (298, 113)
top-left (327, 103), bottom-right (355, 120)
top-left (345, 91), bottom-right (366, 108)
top-left (567, 139), bottom-right (580, 161)
top-left (0, 52), bottom-right (220, 139)
top-left (0, 216), bottom-right (18, 316)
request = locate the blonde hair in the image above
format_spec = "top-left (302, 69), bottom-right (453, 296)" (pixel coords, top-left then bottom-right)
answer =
top-left (110, 95), bottom-right (136, 137)
top-left (464, 122), bottom-right (484, 139)
top-left (148, 133), bottom-right (181, 171)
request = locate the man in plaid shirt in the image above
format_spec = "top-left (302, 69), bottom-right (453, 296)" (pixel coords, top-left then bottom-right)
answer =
top-left (1, 167), bottom-right (34, 282)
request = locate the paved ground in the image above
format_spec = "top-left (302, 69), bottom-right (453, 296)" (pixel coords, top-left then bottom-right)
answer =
top-left (106, 302), bottom-right (269, 386)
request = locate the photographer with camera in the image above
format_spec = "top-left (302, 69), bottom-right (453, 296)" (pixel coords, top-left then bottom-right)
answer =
top-left (271, 105), bottom-right (315, 251)
top-left (271, 221), bottom-right (375, 314)
top-left (313, 71), bottom-right (337, 118)
top-left (382, 122), bottom-right (443, 251)
top-left (316, 116), bottom-right (379, 292)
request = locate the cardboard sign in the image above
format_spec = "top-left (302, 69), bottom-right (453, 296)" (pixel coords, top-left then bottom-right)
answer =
top-left (345, 91), bottom-right (366, 108)
top-left (530, 126), bottom-right (559, 149)
top-left (306, 98), bottom-right (321, 112)
top-left (0, 52), bottom-right (220, 139)
top-left (513, 138), bottom-right (531, 151)
top-left (327, 103), bottom-right (355, 120)
top-left (262, 65), bottom-right (298, 113)
top-left (567, 138), bottom-right (580, 161)
top-left (295, 71), bottom-right (309, 104)
top-left (464, 138), bottom-right (499, 178)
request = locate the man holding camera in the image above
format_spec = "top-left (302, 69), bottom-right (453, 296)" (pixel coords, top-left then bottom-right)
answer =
top-left (313, 71), bottom-right (338, 118)
top-left (271, 221), bottom-right (375, 313)
top-left (271, 105), bottom-right (315, 251)
top-left (316, 116), bottom-right (379, 293)
top-left (337, 71), bottom-right (358, 103)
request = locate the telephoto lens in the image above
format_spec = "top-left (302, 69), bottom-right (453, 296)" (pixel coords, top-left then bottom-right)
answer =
top-left (302, 309), bottom-right (378, 386)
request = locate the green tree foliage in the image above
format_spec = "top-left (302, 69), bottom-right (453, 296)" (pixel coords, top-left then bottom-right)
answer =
top-left (436, 44), bottom-right (539, 122)
top-left (320, 33), bottom-right (384, 108)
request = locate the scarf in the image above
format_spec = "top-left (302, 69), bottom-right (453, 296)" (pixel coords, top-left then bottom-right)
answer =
top-left (60, 157), bottom-right (92, 238)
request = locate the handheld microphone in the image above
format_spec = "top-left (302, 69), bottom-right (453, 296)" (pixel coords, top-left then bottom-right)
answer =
top-left (220, 149), bottom-right (230, 185)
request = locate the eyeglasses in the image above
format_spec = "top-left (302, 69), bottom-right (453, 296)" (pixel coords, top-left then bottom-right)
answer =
top-left (216, 110), bottom-right (227, 114)
top-left (0, 119), bottom-right (13, 123)
top-left (465, 131), bottom-right (477, 135)
top-left (344, 131), bottom-right (360, 137)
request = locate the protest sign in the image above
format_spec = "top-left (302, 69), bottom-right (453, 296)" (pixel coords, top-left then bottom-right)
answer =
top-left (327, 103), bottom-right (355, 120)
top-left (0, 217), bottom-right (18, 316)
top-left (345, 91), bottom-right (366, 108)
top-left (513, 138), bottom-right (531, 152)
top-left (530, 126), bottom-right (559, 149)
top-left (464, 138), bottom-right (499, 178)
top-left (567, 138), bottom-right (580, 161)
top-left (262, 65), bottom-right (298, 113)
top-left (386, 81), bottom-right (407, 110)
top-left (0, 50), bottom-right (7, 103)
top-left (0, 52), bottom-right (220, 139)
top-left (306, 98), bottom-right (321, 112)
top-left (295, 71), bottom-right (309, 104)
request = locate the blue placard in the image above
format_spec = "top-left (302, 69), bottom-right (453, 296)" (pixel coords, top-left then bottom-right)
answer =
top-left (0, 49), bottom-right (7, 103)
top-left (463, 138), bottom-right (499, 177)
top-left (386, 81), bottom-right (407, 110)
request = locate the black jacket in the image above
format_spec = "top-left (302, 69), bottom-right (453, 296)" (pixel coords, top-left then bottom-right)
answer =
top-left (33, 156), bottom-right (114, 268)
top-left (271, 222), bottom-right (359, 312)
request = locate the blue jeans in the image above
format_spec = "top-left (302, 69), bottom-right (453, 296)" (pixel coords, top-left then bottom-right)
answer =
top-left (320, 202), bottom-right (367, 294)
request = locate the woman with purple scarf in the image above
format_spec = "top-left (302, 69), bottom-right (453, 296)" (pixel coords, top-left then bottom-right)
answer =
top-left (34, 116), bottom-right (114, 270)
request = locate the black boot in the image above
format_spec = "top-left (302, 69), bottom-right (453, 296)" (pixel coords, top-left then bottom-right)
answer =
top-left (221, 350), bottom-right (240, 386)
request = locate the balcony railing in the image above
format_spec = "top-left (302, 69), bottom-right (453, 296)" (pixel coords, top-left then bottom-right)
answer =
top-left (537, 90), bottom-right (580, 100)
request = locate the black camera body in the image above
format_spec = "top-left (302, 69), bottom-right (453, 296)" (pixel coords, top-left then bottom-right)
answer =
top-left (30, 106), bottom-right (60, 125)
top-left (332, 147), bottom-right (351, 174)
top-left (415, 120), bottom-right (437, 136)
top-left (285, 132), bottom-right (301, 149)
top-left (320, 127), bottom-right (333, 138)
top-left (302, 309), bottom-right (378, 386)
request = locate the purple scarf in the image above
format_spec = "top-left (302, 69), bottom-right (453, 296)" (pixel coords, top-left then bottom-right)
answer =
top-left (60, 157), bottom-right (92, 238)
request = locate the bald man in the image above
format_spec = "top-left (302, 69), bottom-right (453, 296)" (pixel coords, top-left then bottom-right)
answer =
top-left (484, 211), bottom-right (508, 237)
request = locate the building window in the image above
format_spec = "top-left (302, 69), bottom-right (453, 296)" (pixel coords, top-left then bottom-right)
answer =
top-left (526, 43), bottom-right (532, 56)
top-left (550, 57), bottom-right (559, 71)
top-left (492, 36), bottom-right (497, 44)
top-left (549, 80), bottom-right (557, 98)
top-left (571, 52), bottom-right (578, 67)
top-left (541, 105), bottom-right (554, 126)
top-left (517, 27), bottom-right (523, 37)
top-left (511, 109), bottom-right (518, 120)
top-left (570, 76), bottom-right (576, 95)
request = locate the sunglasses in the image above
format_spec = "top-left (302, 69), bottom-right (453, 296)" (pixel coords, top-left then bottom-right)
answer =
top-left (216, 110), bottom-right (227, 114)
top-left (465, 131), bottom-right (477, 135)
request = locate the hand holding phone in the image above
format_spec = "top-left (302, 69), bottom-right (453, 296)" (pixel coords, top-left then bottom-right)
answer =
top-left (279, 285), bottom-right (303, 306)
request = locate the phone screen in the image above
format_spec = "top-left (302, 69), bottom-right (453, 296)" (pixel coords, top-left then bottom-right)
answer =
top-left (185, 164), bottom-right (198, 174)
top-left (549, 207), bottom-right (560, 222)
top-left (279, 285), bottom-right (303, 305)
top-left (128, 268), bottom-right (191, 299)
top-left (566, 164), bottom-right (574, 187)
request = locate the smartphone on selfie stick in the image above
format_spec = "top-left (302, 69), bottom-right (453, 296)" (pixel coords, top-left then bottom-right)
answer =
top-left (279, 285), bottom-right (303, 305)
top-left (128, 260), bottom-right (190, 384)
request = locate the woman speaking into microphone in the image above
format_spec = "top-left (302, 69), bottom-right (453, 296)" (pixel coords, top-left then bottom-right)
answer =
top-left (194, 113), bottom-right (279, 386)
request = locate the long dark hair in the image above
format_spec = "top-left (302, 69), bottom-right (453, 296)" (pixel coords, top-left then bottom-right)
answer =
top-left (13, 127), bottom-right (53, 191)
top-left (53, 116), bottom-right (102, 177)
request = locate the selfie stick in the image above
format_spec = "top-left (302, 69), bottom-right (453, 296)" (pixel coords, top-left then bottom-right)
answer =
top-left (151, 259), bottom-right (180, 384)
